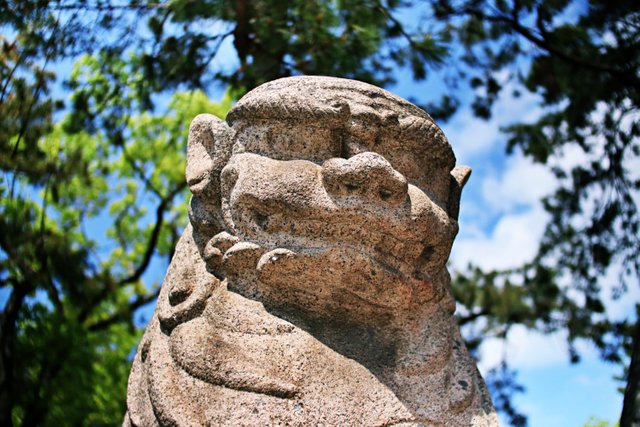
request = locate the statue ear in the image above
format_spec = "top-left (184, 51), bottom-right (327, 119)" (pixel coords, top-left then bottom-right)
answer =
top-left (186, 114), bottom-right (233, 197)
top-left (447, 165), bottom-right (471, 220)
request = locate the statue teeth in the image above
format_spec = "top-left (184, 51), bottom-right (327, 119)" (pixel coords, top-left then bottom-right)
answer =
top-left (256, 248), bottom-right (298, 272)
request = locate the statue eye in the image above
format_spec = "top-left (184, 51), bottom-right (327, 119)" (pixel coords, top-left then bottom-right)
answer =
top-left (253, 210), bottom-right (270, 230)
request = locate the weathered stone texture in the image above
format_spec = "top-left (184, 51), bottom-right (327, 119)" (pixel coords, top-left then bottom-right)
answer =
top-left (124, 76), bottom-right (499, 426)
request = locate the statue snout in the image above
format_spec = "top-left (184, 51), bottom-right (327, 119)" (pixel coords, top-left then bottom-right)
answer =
top-left (321, 152), bottom-right (408, 206)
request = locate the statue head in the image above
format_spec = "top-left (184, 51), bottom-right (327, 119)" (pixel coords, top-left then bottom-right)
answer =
top-left (183, 76), bottom-right (470, 325)
top-left (127, 77), bottom-right (498, 427)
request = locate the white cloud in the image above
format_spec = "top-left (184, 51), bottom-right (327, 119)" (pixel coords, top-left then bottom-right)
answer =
top-left (452, 206), bottom-right (549, 271)
top-left (481, 153), bottom-right (556, 211)
top-left (597, 262), bottom-right (640, 321)
top-left (478, 327), bottom-right (567, 372)
top-left (574, 374), bottom-right (596, 386)
top-left (442, 78), bottom-right (544, 164)
top-left (548, 142), bottom-right (591, 172)
top-left (444, 112), bottom-right (501, 161)
top-left (476, 326), bottom-right (604, 372)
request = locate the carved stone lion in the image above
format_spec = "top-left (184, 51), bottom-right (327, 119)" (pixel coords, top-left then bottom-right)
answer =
top-left (124, 76), bottom-right (499, 426)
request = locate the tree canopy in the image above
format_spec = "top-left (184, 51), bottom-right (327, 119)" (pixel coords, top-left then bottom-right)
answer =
top-left (0, 1), bottom-right (638, 425)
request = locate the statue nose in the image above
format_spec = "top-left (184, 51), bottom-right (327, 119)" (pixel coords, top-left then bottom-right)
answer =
top-left (321, 152), bottom-right (408, 205)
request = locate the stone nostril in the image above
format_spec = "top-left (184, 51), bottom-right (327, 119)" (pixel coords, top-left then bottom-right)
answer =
top-left (344, 182), bottom-right (360, 192)
top-left (379, 188), bottom-right (394, 201)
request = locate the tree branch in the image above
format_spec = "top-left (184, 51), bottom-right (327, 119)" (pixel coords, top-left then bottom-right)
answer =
top-left (118, 182), bottom-right (186, 286)
top-left (87, 287), bottom-right (161, 332)
top-left (458, 309), bottom-right (490, 326)
top-left (9, 6), bottom-right (62, 161)
top-left (0, 40), bottom-right (23, 105)
top-left (122, 146), bottom-right (162, 197)
top-left (375, 1), bottom-right (422, 51)
top-left (203, 29), bottom-right (235, 69)
top-left (0, 285), bottom-right (28, 427)
top-left (620, 313), bottom-right (640, 426)
top-left (77, 182), bottom-right (186, 323)
top-left (39, 179), bottom-right (63, 314)
top-left (48, 2), bottom-right (167, 12)
top-left (455, 7), bottom-right (631, 77)
top-left (0, 225), bottom-right (47, 426)
top-left (233, 0), bottom-right (251, 68)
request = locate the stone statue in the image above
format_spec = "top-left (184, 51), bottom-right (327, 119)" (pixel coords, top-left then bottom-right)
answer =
top-left (124, 76), bottom-right (499, 426)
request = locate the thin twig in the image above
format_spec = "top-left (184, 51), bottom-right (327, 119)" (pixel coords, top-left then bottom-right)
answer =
top-left (49, 1), bottom-right (167, 11)
top-left (87, 287), bottom-right (161, 331)
top-left (118, 182), bottom-right (186, 286)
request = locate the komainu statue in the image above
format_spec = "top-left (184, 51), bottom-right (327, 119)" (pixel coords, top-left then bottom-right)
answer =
top-left (124, 76), bottom-right (499, 426)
